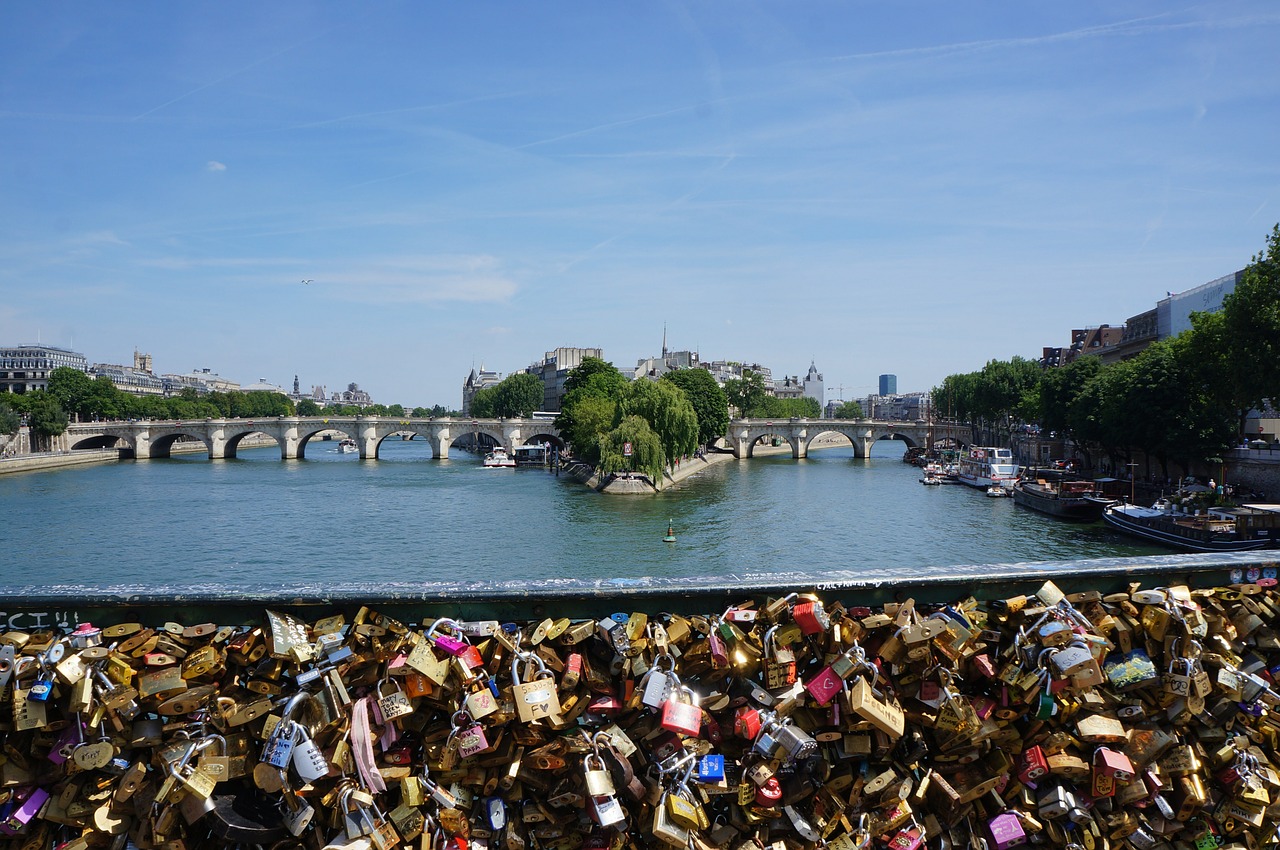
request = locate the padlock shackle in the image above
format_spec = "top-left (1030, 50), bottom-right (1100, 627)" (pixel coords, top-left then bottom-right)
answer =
top-left (424, 617), bottom-right (463, 640)
top-left (280, 689), bottom-right (315, 722)
top-left (510, 651), bottom-right (547, 686)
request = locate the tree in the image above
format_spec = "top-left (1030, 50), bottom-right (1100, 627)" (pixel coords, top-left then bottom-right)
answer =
top-left (621, 379), bottom-right (698, 465)
top-left (598, 415), bottom-right (665, 483)
top-left (1038, 355), bottom-right (1101, 446)
top-left (47, 367), bottom-right (95, 420)
top-left (724, 369), bottom-right (768, 417)
top-left (297, 399), bottom-right (321, 416)
top-left (27, 394), bottom-right (68, 451)
top-left (832, 400), bottom-right (864, 419)
top-left (491, 373), bottom-right (544, 418)
top-left (0, 402), bottom-right (19, 436)
top-left (760, 396), bottom-right (821, 419)
top-left (470, 387), bottom-right (496, 418)
top-left (661, 369), bottom-right (729, 447)
top-left (562, 357), bottom-right (626, 398)
top-left (562, 395), bottom-right (616, 468)
top-left (555, 359), bottom-right (629, 459)
top-left (1221, 224), bottom-right (1280, 417)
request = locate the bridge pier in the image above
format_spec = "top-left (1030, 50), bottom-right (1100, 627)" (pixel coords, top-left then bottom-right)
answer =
top-left (431, 431), bottom-right (450, 460)
top-left (793, 429), bottom-right (807, 459)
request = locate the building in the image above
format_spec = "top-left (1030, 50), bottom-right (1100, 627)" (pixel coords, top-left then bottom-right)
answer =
top-left (89, 350), bottom-right (165, 396)
top-left (1041, 325), bottom-right (1125, 368)
top-left (330, 382), bottom-right (374, 408)
top-left (525, 347), bottom-right (603, 412)
top-left (0, 344), bottom-right (88, 393)
top-left (242, 378), bottom-right (285, 394)
top-left (864, 391), bottom-right (928, 421)
top-left (162, 368), bottom-right (240, 395)
top-left (803, 361), bottom-right (824, 410)
top-left (705, 361), bottom-right (772, 388)
top-left (879, 374), bottom-right (897, 396)
top-left (462, 366), bottom-right (503, 416)
top-left (1055, 270), bottom-right (1244, 367)
top-left (774, 376), bottom-right (805, 400)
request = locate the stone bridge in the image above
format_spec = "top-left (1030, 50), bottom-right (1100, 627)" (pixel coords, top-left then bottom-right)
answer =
top-left (59, 416), bottom-right (937, 463)
top-left (60, 417), bottom-right (564, 460)
top-left (727, 418), bottom-right (935, 459)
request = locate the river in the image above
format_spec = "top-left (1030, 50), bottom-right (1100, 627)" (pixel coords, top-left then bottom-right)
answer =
top-left (0, 438), bottom-right (1171, 588)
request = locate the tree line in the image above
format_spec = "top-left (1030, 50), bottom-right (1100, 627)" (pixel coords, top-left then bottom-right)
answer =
top-left (933, 225), bottom-right (1280, 479)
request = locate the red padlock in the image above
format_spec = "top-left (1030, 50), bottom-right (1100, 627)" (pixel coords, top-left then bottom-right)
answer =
top-left (661, 686), bottom-right (702, 737)
top-left (735, 707), bottom-right (761, 739)
top-left (754, 776), bottom-right (782, 807)
top-left (793, 601), bottom-right (829, 636)
top-left (1017, 746), bottom-right (1048, 785)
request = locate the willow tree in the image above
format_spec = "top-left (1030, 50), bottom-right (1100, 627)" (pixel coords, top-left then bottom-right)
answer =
top-left (621, 379), bottom-right (698, 465)
top-left (598, 415), bottom-right (665, 482)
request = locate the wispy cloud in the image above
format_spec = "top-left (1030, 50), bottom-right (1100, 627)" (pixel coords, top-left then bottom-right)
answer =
top-left (329, 255), bottom-right (517, 305)
top-left (206, 160), bottom-right (227, 172)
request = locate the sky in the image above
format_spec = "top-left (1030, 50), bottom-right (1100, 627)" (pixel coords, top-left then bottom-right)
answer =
top-left (3, 2), bottom-right (1279, 409)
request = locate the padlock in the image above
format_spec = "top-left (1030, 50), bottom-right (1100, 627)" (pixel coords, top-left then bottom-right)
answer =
top-left (511, 653), bottom-right (561, 722)
top-left (660, 684), bottom-right (703, 736)
top-left (793, 599), bottom-right (829, 635)
top-left (375, 677), bottom-right (414, 721)
top-left (451, 709), bottom-right (491, 759)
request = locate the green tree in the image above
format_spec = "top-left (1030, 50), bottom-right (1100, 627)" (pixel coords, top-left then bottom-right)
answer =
top-left (297, 399), bottom-right (321, 416)
top-left (1038, 355), bottom-right (1101, 446)
top-left (1187, 225), bottom-right (1280, 443)
top-left (832, 400), bottom-right (864, 419)
top-left (760, 396), bottom-right (821, 419)
top-left (47, 367), bottom-right (95, 420)
top-left (661, 369), bottom-right (729, 447)
top-left (562, 357), bottom-right (626, 398)
top-left (598, 415), bottom-right (665, 483)
top-left (470, 387), bottom-right (496, 418)
top-left (0, 402), bottom-right (19, 436)
top-left (27, 394), bottom-right (68, 451)
top-left (724, 369), bottom-right (768, 417)
top-left (491, 373), bottom-right (544, 418)
top-left (562, 395), bottom-right (616, 468)
top-left (621, 379), bottom-right (698, 464)
top-left (555, 359), bottom-right (628, 459)
top-left (387, 404), bottom-right (406, 417)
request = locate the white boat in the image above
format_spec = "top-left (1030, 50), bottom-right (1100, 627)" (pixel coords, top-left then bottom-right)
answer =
top-left (920, 474), bottom-right (942, 486)
top-left (337, 438), bottom-right (357, 454)
top-left (482, 447), bottom-right (516, 468)
top-left (987, 485), bottom-right (1010, 498)
top-left (957, 447), bottom-right (1019, 490)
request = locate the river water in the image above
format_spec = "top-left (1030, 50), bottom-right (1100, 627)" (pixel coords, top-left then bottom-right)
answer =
top-left (0, 439), bottom-right (1168, 588)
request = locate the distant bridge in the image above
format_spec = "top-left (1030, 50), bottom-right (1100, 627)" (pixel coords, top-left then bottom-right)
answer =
top-left (60, 417), bottom-right (564, 460)
top-left (727, 418), bottom-right (936, 459)
top-left (61, 416), bottom-right (941, 462)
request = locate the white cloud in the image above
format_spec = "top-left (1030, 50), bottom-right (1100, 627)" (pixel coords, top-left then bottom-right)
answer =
top-left (206, 161), bottom-right (227, 172)
top-left (329, 255), bottom-right (519, 305)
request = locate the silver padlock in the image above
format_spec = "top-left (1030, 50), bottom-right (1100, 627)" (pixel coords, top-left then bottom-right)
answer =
top-left (291, 721), bottom-right (330, 783)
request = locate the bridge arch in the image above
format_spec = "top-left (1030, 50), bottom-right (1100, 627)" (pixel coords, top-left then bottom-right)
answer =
top-left (523, 432), bottom-right (565, 450)
top-left (297, 427), bottom-right (356, 460)
top-left (69, 434), bottom-right (125, 452)
top-left (803, 428), bottom-right (863, 458)
top-left (148, 431), bottom-right (212, 459)
top-left (745, 430), bottom-right (798, 459)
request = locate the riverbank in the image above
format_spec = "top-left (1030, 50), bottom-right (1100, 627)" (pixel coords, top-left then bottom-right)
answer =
top-left (0, 449), bottom-right (119, 475)
top-left (564, 450), bottom-right (738, 494)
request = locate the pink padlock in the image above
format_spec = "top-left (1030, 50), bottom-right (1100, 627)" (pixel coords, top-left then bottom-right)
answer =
top-left (804, 665), bottom-right (844, 706)
top-left (987, 812), bottom-right (1027, 850)
top-left (1, 787), bottom-right (50, 836)
top-left (426, 618), bottom-right (471, 656)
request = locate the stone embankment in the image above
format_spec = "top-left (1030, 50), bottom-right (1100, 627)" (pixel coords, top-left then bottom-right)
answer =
top-left (0, 449), bottom-right (119, 476)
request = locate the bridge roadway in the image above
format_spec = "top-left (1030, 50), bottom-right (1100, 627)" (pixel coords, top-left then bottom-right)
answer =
top-left (59, 416), bottom-right (936, 461)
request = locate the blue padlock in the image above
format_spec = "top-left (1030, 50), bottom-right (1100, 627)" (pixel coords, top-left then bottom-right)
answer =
top-left (697, 754), bottom-right (726, 782)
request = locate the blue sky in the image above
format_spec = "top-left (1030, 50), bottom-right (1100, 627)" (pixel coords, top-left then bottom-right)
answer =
top-left (3, 2), bottom-right (1278, 408)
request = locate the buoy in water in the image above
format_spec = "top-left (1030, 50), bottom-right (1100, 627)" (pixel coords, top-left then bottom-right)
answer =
top-left (663, 520), bottom-right (677, 543)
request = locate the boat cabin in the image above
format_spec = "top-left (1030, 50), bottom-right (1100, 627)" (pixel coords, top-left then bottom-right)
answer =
top-left (513, 444), bottom-right (549, 467)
